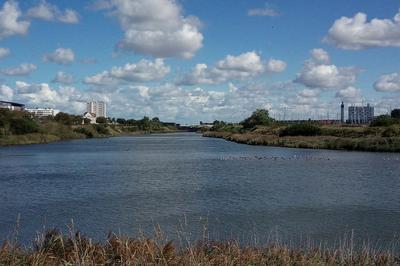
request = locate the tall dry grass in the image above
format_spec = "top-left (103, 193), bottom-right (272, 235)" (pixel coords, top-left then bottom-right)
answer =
top-left (1, 225), bottom-right (399, 265)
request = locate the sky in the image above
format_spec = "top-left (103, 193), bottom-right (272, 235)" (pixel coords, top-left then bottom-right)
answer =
top-left (0, 0), bottom-right (399, 123)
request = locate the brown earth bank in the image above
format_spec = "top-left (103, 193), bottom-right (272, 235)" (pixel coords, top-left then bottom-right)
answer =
top-left (1, 229), bottom-right (399, 265)
top-left (203, 130), bottom-right (400, 152)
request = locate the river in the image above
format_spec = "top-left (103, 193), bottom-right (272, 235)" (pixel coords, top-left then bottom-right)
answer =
top-left (0, 133), bottom-right (399, 249)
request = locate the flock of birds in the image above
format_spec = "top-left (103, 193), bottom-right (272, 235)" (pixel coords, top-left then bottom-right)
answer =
top-left (217, 155), bottom-right (333, 161)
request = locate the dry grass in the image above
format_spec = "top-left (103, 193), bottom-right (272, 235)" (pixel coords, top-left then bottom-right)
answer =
top-left (1, 228), bottom-right (399, 265)
top-left (203, 131), bottom-right (400, 152)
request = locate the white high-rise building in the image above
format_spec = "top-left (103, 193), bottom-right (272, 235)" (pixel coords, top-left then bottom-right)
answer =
top-left (86, 101), bottom-right (107, 118)
top-left (348, 104), bottom-right (374, 124)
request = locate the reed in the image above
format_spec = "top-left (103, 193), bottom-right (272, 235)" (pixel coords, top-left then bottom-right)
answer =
top-left (1, 227), bottom-right (399, 265)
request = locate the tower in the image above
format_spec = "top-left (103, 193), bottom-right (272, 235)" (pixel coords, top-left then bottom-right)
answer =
top-left (340, 102), bottom-right (344, 124)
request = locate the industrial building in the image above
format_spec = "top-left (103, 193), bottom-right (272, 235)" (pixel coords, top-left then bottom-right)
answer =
top-left (0, 101), bottom-right (25, 111)
top-left (348, 104), bottom-right (374, 124)
top-left (86, 101), bottom-right (107, 118)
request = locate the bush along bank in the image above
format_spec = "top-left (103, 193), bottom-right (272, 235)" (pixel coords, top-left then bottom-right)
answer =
top-left (0, 109), bottom-right (180, 146)
top-left (203, 109), bottom-right (400, 152)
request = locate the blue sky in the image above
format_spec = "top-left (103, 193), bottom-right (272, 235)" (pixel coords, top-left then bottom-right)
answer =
top-left (0, 0), bottom-right (399, 123)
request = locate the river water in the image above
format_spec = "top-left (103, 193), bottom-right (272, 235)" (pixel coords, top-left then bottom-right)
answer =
top-left (0, 133), bottom-right (399, 248)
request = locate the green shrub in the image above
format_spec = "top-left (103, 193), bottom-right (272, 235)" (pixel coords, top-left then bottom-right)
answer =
top-left (94, 124), bottom-right (109, 135)
top-left (74, 127), bottom-right (94, 138)
top-left (9, 118), bottom-right (39, 135)
top-left (382, 126), bottom-right (400, 137)
top-left (96, 117), bottom-right (107, 124)
top-left (370, 115), bottom-right (398, 127)
top-left (241, 109), bottom-right (274, 129)
top-left (279, 123), bottom-right (322, 137)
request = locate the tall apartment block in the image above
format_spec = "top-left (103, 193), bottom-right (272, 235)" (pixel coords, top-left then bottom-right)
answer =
top-left (86, 101), bottom-right (107, 118)
top-left (348, 104), bottom-right (374, 124)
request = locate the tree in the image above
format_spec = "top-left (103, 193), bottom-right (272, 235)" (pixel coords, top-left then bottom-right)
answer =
top-left (54, 112), bottom-right (72, 125)
top-left (96, 117), bottom-right (107, 124)
top-left (117, 118), bottom-right (126, 125)
top-left (391, 109), bottom-right (400, 119)
top-left (9, 118), bottom-right (39, 135)
top-left (370, 115), bottom-right (396, 127)
top-left (152, 117), bottom-right (160, 123)
top-left (240, 109), bottom-right (273, 129)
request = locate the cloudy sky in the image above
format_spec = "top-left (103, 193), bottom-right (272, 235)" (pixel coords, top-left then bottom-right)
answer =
top-left (0, 0), bottom-right (399, 123)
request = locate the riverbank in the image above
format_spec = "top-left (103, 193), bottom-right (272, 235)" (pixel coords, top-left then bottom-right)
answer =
top-left (0, 109), bottom-right (182, 146)
top-left (203, 127), bottom-right (400, 152)
top-left (0, 126), bottom-right (182, 146)
top-left (1, 229), bottom-right (398, 265)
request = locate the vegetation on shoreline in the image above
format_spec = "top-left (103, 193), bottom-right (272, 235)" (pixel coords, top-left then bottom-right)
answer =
top-left (204, 109), bottom-right (400, 152)
top-left (0, 109), bottom-right (180, 146)
top-left (1, 229), bottom-right (398, 265)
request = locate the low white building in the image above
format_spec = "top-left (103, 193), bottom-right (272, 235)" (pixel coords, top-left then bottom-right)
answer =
top-left (0, 101), bottom-right (25, 111)
top-left (26, 108), bottom-right (55, 117)
top-left (83, 112), bottom-right (97, 124)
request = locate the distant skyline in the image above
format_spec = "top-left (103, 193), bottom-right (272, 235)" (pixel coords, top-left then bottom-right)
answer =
top-left (0, 0), bottom-right (399, 123)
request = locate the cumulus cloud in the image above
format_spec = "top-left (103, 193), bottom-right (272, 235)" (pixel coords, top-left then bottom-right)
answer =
top-left (43, 48), bottom-right (75, 64)
top-left (96, 0), bottom-right (203, 59)
top-left (0, 84), bottom-right (13, 100)
top-left (27, 0), bottom-right (79, 23)
top-left (298, 88), bottom-right (320, 98)
top-left (52, 71), bottom-right (74, 84)
top-left (8, 81), bottom-right (85, 111)
top-left (325, 9), bottom-right (400, 50)
top-left (248, 6), bottom-right (279, 17)
top-left (84, 58), bottom-right (170, 86)
top-left (2, 63), bottom-right (37, 76)
top-left (266, 59), bottom-right (287, 73)
top-left (178, 51), bottom-right (286, 85)
top-left (310, 48), bottom-right (330, 64)
top-left (336, 86), bottom-right (362, 99)
top-left (0, 1), bottom-right (30, 39)
top-left (374, 72), bottom-right (400, 92)
top-left (294, 48), bottom-right (358, 90)
top-left (0, 47), bottom-right (10, 59)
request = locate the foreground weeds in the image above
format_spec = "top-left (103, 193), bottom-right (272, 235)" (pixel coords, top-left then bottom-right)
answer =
top-left (1, 229), bottom-right (399, 265)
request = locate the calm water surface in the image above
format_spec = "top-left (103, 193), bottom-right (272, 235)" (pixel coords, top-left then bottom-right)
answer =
top-left (1, 133), bottom-right (400, 248)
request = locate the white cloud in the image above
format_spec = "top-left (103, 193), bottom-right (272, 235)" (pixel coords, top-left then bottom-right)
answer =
top-left (266, 59), bottom-right (287, 73)
top-left (0, 1), bottom-right (30, 39)
top-left (248, 6), bottom-right (279, 17)
top-left (178, 51), bottom-right (286, 85)
top-left (2, 63), bottom-right (37, 76)
top-left (374, 72), bottom-right (400, 92)
top-left (0, 47), bottom-right (10, 59)
top-left (336, 86), bottom-right (362, 99)
top-left (298, 88), bottom-right (320, 98)
top-left (325, 10), bottom-right (400, 50)
top-left (27, 0), bottom-right (79, 24)
top-left (10, 81), bottom-right (85, 111)
top-left (58, 9), bottom-right (79, 24)
top-left (0, 84), bottom-right (13, 100)
top-left (84, 58), bottom-right (170, 86)
top-left (295, 48), bottom-right (358, 90)
top-left (43, 48), bottom-right (75, 64)
top-left (52, 71), bottom-right (74, 84)
top-left (97, 0), bottom-right (203, 59)
top-left (310, 48), bottom-right (330, 64)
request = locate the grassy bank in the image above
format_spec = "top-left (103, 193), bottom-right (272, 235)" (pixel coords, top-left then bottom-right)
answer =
top-left (203, 109), bottom-right (400, 152)
top-left (0, 109), bottom-right (180, 146)
top-left (1, 229), bottom-right (398, 265)
top-left (203, 127), bottom-right (400, 152)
